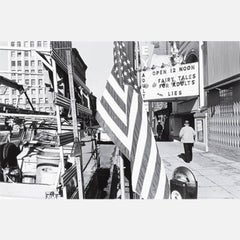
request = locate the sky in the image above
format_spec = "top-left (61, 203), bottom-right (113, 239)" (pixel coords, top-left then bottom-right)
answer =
top-left (72, 42), bottom-right (114, 100)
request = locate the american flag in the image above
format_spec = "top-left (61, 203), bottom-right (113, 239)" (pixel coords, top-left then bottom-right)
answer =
top-left (96, 41), bottom-right (169, 199)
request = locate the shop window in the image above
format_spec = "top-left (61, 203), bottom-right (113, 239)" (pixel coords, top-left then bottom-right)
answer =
top-left (219, 87), bottom-right (233, 116)
top-left (196, 119), bottom-right (204, 142)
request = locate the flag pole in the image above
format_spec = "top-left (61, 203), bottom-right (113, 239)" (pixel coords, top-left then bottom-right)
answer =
top-left (119, 150), bottom-right (125, 199)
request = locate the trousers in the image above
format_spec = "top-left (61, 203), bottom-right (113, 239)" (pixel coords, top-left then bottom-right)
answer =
top-left (183, 143), bottom-right (193, 162)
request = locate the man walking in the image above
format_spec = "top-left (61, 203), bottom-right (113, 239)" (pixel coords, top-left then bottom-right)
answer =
top-left (179, 120), bottom-right (196, 163)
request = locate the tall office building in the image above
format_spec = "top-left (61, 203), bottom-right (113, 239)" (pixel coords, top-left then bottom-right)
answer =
top-left (2, 40), bottom-right (53, 113)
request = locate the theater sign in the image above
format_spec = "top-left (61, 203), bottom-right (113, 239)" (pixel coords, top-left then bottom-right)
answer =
top-left (141, 62), bottom-right (199, 101)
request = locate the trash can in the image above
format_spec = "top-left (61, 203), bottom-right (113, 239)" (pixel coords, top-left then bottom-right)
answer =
top-left (170, 166), bottom-right (198, 199)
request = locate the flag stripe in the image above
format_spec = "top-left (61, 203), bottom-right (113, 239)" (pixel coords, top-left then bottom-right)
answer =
top-left (135, 124), bottom-right (152, 195)
top-left (103, 88), bottom-right (126, 124)
top-left (106, 82), bottom-right (126, 113)
top-left (164, 176), bottom-right (170, 199)
top-left (126, 89), bottom-right (138, 152)
top-left (141, 131), bottom-right (158, 198)
top-left (129, 94), bottom-right (142, 164)
top-left (100, 97), bottom-right (128, 135)
top-left (155, 158), bottom-right (168, 199)
top-left (131, 101), bottom-right (148, 189)
top-left (148, 149), bottom-right (162, 198)
top-left (96, 111), bottom-right (130, 158)
top-left (97, 100), bottom-right (130, 151)
top-left (108, 73), bottom-right (126, 100)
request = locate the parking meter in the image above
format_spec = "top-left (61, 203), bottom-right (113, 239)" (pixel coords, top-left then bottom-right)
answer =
top-left (170, 166), bottom-right (198, 199)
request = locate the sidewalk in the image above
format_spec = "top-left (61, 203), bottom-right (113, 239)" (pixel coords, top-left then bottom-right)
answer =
top-left (157, 140), bottom-right (240, 199)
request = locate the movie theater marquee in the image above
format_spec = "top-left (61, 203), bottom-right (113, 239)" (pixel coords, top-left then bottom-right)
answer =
top-left (141, 62), bottom-right (199, 101)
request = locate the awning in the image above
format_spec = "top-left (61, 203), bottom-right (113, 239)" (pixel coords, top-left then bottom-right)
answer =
top-left (204, 73), bottom-right (240, 91)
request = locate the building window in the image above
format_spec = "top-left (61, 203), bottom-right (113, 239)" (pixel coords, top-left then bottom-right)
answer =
top-left (25, 60), bottom-right (29, 66)
top-left (17, 52), bottom-right (21, 58)
top-left (38, 69), bottom-right (42, 73)
top-left (17, 41), bottom-right (21, 47)
top-left (24, 51), bottom-right (29, 57)
top-left (12, 98), bottom-right (17, 105)
top-left (17, 61), bottom-right (21, 67)
top-left (39, 88), bottom-right (44, 95)
top-left (11, 61), bottom-right (16, 66)
top-left (38, 60), bottom-right (42, 67)
top-left (37, 41), bottom-right (42, 47)
top-left (45, 98), bottom-right (49, 103)
top-left (31, 69), bottom-right (35, 73)
top-left (31, 88), bottom-right (36, 95)
top-left (24, 41), bottom-right (28, 47)
top-left (43, 41), bottom-right (48, 48)
top-left (5, 99), bottom-right (9, 104)
top-left (25, 79), bottom-right (29, 85)
top-left (32, 98), bottom-right (36, 104)
top-left (31, 60), bottom-right (35, 67)
top-left (31, 79), bottom-right (36, 85)
top-left (11, 73), bottom-right (16, 77)
top-left (39, 107), bottom-right (44, 112)
top-left (30, 41), bottom-right (34, 47)
top-left (11, 42), bottom-right (15, 47)
top-left (11, 51), bottom-right (15, 57)
top-left (18, 79), bottom-right (22, 84)
top-left (19, 98), bottom-right (23, 104)
top-left (38, 79), bottom-right (43, 85)
top-left (12, 89), bottom-right (16, 94)
top-left (39, 98), bottom-right (44, 104)
top-left (45, 107), bottom-right (49, 112)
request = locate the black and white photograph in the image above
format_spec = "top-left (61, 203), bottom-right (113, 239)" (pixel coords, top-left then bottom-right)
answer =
top-left (1, 40), bottom-right (240, 200)
top-left (1, 1), bottom-right (240, 239)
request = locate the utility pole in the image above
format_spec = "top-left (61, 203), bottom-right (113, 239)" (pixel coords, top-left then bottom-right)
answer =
top-left (66, 48), bottom-right (85, 199)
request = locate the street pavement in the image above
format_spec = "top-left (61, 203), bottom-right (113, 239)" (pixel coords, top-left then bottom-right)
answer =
top-left (82, 135), bottom-right (240, 199)
top-left (157, 140), bottom-right (240, 199)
